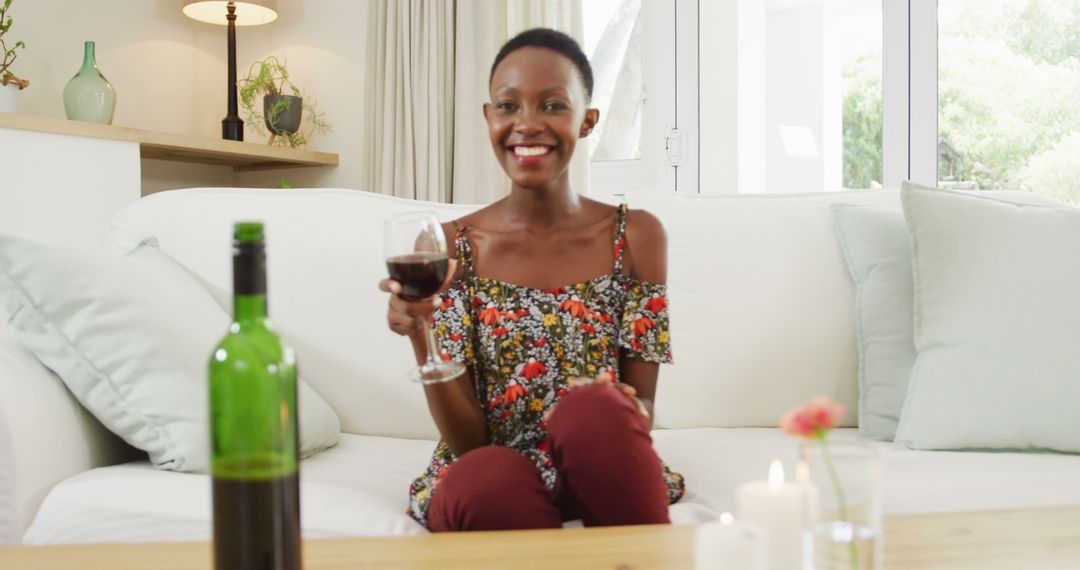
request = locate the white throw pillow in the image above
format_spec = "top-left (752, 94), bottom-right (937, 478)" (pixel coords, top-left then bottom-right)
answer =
top-left (830, 204), bottom-right (916, 441)
top-left (0, 235), bottom-right (340, 472)
top-left (895, 184), bottom-right (1080, 452)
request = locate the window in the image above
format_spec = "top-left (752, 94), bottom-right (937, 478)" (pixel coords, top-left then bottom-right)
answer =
top-left (584, 0), bottom-right (643, 161)
top-left (937, 0), bottom-right (1080, 204)
top-left (583, 0), bottom-right (678, 195)
top-left (697, 1), bottom-right (883, 194)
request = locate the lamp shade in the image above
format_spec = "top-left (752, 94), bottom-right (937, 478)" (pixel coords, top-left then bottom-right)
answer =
top-left (183, 0), bottom-right (278, 26)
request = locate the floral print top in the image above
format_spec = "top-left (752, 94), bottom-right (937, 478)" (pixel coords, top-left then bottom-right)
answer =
top-left (406, 204), bottom-right (685, 527)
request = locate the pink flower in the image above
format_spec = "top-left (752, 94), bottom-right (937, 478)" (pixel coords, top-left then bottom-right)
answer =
top-left (780, 395), bottom-right (845, 439)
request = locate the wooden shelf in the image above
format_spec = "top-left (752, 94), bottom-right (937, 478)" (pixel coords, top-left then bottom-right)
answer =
top-left (0, 112), bottom-right (338, 171)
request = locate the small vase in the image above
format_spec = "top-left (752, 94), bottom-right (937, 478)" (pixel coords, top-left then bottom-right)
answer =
top-left (0, 82), bottom-right (19, 114)
top-left (799, 436), bottom-right (883, 570)
top-left (63, 41), bottom-right (116, 125)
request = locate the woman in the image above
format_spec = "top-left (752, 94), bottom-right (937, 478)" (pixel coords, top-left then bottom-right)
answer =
top-left (380, 28), bottom-right (684, 532)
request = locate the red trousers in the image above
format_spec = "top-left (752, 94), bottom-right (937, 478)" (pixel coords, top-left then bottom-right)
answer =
top-left (427, 384), bottom-right (671, 531)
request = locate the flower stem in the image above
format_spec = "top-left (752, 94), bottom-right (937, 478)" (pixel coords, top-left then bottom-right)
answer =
top-left (820, 436), bottom-right (860, 570)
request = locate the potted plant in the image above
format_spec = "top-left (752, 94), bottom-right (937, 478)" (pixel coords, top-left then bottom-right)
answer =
top-left (238, 55), bottom-right (330, 148)
top-left (0, 0), bottom-right (29, 113)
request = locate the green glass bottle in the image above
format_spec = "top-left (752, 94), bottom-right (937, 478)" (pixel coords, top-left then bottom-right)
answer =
top-left (209, 222), bottom-right (300, 570)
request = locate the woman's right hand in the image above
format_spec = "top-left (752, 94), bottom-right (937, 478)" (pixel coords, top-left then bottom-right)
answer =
top-left (379, 258), bottom-right (458, 338)
top-left (379, 279), bottom-right (442, 338)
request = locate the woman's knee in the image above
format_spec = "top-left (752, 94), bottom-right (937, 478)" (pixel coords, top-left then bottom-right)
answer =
top-left (548, 383), bottom-right (645, 439)
top-left (439, 445), bottom-right (534, 495)
top-left (427, 445), bottom-right (559, 531)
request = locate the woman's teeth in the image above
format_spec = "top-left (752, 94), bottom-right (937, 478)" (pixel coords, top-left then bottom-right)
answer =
top-left (514, 146), bottom-right (549, 157)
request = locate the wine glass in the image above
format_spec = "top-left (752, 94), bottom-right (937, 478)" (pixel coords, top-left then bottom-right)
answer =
top-left (384, 211), bottom-right (466, 384)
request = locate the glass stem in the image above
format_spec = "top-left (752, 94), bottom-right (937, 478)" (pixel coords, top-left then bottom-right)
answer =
top-left (821, 436), bottom-right (860, 570)
top-left (421, 316), bottom-right (441, 367)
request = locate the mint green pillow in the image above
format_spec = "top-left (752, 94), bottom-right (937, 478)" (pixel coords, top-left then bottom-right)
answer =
top-left (895, 184), bottom-right (1080, 453)
top-left (831, 204), bottom-right (915, 441)
top-left (0, 235), bottom-right (340, 472)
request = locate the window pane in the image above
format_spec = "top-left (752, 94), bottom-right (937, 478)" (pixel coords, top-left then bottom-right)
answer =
top-left (584, 0), bottom-right (643, 161)
top-left (939, 0), bottom-right (1080, 204)
top-left (699, 1), bottom-right (882, 193)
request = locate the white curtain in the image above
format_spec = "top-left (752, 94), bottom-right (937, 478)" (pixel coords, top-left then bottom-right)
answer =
top-left (365, 0), bottom-right (587, 204)
top-left (364, 1), bottom-right (456, 202)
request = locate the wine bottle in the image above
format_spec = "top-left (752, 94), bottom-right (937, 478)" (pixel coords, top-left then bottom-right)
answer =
top-left (209, 222), bottom-right (301, 570)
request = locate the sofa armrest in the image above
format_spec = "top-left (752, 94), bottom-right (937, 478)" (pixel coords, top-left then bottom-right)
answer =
top-left (0, 318), bottom-right (135, 544)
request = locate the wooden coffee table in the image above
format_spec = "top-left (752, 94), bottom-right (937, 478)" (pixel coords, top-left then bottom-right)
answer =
top-left (2, 506), bottom-right (1078, 569)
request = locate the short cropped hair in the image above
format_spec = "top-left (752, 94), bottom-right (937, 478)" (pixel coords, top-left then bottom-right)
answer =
top-left (489, 28), bottom-right (594, 99)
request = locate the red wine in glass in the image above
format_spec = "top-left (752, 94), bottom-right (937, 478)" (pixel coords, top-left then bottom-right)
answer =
top-left (384, 211), bottom-right (466, 384)
top-left (386, 252), bottom-right (449, 301)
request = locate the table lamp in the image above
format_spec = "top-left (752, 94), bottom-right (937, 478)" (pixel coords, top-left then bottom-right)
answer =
top-left (183, 0), bottom-right (278, 141)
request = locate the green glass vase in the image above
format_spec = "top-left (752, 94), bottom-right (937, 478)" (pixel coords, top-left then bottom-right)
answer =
top-left (63, 41), bottom-right (116, 124)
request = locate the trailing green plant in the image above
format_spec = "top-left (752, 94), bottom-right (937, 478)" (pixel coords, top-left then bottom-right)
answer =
top-left (238, 55), bottom-right (330, 148)
top-left (0, 0), bottom-right (29, 89)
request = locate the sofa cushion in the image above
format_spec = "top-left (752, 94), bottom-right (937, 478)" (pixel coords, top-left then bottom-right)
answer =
top-left (107, 189), bottom-right (479, 441)
top-left (624, 190), bottom-right (903, 429)
top-left (23, 429), bottom-right (1080, 544)
top-left (828, 188), bottom-right (1061, 442)
top-left (830, 204), bottom-right (916, 441)
top-left (0, 235), bottom-right (340, 473)
top-left (896, 183), bottom-right (1080, 452)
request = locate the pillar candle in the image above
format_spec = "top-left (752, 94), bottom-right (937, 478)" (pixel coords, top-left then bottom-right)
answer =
top-left (735, 460), bottom-right (808, 570)
top-left (693, 512), bottom-right (767, 570)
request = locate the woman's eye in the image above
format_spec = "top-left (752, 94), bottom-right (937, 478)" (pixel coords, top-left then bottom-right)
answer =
top-left (496, 101), bottom-right (518, 112)
top-left (544, 102), bottom-right (568, 112)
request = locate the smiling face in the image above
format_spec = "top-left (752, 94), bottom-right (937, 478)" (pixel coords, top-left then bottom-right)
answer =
top-left (485, 47), bottom-right (599, 192)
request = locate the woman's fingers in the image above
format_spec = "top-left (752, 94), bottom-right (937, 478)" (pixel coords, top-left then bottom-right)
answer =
top-left (382, 277), bottom-right (444, 337)
top-left (387, 311), bottom-right (418, 336)
top-left (378, 278), bottom-right (400, 294)
top-left (387, 291), bottom-right (441, 318)
top-left (614, 383), bottom-right (637, 398)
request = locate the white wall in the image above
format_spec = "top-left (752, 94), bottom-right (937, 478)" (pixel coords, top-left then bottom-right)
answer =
top-left (0, 128), bottom-right (140, 243)
top-left (8, 0), bottom-right (369, 194)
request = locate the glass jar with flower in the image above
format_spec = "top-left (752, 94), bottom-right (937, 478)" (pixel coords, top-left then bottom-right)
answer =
top-left (782, 396), bottom-right (883, 570)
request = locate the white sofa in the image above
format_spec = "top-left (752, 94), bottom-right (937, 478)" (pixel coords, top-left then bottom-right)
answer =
top-left (4, 187), bottom-right (1080, 545)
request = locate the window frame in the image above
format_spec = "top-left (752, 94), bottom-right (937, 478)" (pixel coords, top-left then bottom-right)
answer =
top-left (587, 0), bottom-right (679, 196)
top-left (883, 0), bottom-right (939, 189)
top-left (593, 0), bottom-right (943, 195)
top-left (671, 0), bottom-right (942, 194)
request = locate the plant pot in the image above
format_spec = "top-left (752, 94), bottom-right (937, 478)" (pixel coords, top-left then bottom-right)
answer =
top-left (0, 82), bottom-right (18, 113)
top-left (264, 95), bottom-right (302, 135)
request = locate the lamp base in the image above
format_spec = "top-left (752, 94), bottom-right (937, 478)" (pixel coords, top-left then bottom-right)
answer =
top-left (222, 116), bottom-right (244, 141)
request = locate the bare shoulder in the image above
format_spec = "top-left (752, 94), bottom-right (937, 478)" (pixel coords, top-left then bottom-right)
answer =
top-left (623, 207), bottom-right (667, 283)
top-left (625, 208), bottom-right (666, 242)
top-left (442, 202), bottom-right (501, 256)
